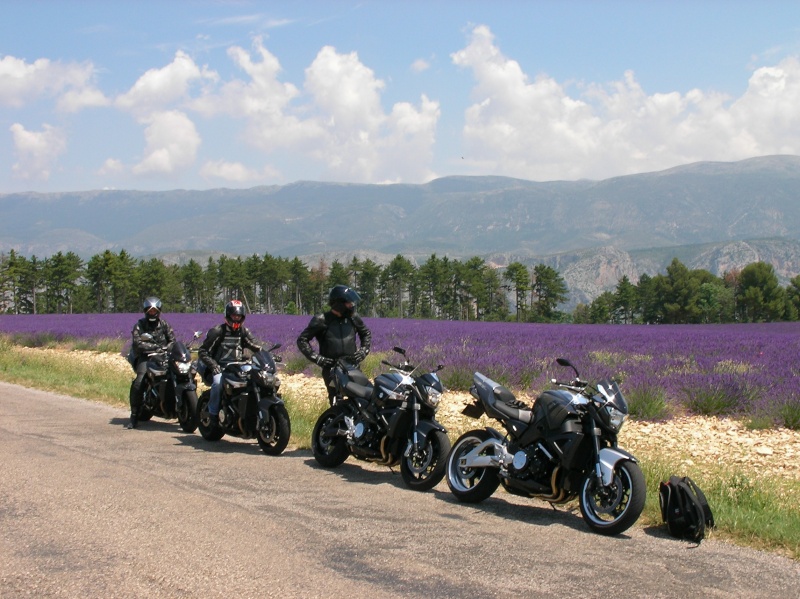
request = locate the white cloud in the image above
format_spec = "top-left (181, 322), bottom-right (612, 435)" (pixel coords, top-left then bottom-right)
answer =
top-left (98, 158), bottom-right (124, 176)
top-left (0, 55), bottom-right (107, 111)
top-left (411, 58), bottom-right (431, 73)
top-left (452, 25), bottom-right (800, 180)
top-left (116, 50), bottom-right (217, 116)
top-left (191, 38), bottom-right (440, 183)
top-left (200, 159), bottom-right (279, 182)
top-left (132, 110), bottom-right (201, 175)
top-left (9, 123), bottom-right (66, 180)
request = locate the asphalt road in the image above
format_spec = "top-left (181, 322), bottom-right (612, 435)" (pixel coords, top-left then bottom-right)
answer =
top-left (1, 381), bottom-right (799, 599)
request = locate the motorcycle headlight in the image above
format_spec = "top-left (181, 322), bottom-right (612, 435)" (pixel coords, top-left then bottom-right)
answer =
top-left (423, 386), bottom-right (442, 409)
top-left (258, 370), bottom-right (276, 389)
top-left (604, 404), bottom-right (627, 432)
top-left (174, 361), bottom-right (192, 374)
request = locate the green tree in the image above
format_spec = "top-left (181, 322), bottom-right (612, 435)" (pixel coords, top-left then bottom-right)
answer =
top-left (738, 261), bottom-right (785, 322)
top-left (503, 262), bottom-right (529, 322)
top-left (614, 275), bottom-right (638, 324)
top-left (530, 264), bottom-right (568, 322)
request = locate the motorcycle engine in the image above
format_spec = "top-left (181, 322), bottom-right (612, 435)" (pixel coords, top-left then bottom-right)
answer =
top-left (508, 444), bottom-right (551, 482)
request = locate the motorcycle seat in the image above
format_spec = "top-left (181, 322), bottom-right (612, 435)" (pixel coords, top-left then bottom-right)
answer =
top-left (344, 380), bottom-right (374, 400)
top-left (490, 384), bottom-right (533, 424)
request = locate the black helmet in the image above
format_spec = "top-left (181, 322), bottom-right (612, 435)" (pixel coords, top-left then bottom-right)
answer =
top-left (329, 285), bottom-right (360, 317)
top-left (143, 297), bottom-right (162, 322)
top-left (329, 285), bottom-right (361, 306)
top-left (225, 300), bottom-right (246, 331)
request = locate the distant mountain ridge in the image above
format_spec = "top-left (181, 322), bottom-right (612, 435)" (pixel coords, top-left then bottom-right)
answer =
top-left (4, 155), bottom-right (800, 306)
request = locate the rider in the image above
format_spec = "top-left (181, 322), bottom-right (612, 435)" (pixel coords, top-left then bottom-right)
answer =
top-left (127, 297), bottom-right (176, 429)
top-left (198, 300), bottom-right (262, 422)
top-left (297, 284), bottom-right (372, 404)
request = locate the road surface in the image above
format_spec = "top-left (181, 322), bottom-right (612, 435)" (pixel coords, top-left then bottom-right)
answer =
top-left (1, 381), bottom-right (798, 598)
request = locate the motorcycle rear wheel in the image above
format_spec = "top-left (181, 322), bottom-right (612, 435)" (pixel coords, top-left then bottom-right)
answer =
top-left (257, 404), bottom-right (291, 456)
top-left (401, 429), bottom-right (450, 492)
top-left (446, 429), bottom-right (500, 503)
top-left (197, 391), bottom-right (224, 441)
top-left (177, 390), bottom-right (199, 433)
top-left (311, 405), bottom-right (350, 467)
top-left (579, 460), bottom-right (646, 536)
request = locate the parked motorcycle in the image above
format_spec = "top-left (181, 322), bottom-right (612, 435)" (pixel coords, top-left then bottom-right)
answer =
top-left (446, 358), bottom-right (645, 535)
top-left (197, 344), bottom-right (291, 456)
top-left (311, 347), bottom-right (450, 491)
top-left (133, 332), bottom-right (201, 433)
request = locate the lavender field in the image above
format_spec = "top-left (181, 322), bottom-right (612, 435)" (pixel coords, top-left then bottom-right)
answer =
top-left (2, 313), bottom-right (800, 427)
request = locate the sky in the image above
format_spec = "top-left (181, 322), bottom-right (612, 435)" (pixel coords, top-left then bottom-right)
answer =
top-left (4, 0), bottom-right (800, 193)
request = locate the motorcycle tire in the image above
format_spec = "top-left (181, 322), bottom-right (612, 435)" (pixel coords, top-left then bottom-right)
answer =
top-left (311, 405), bottom-right (350, 467)
top-left (197, 390), bottom-right (224, 441)
top-left (257, 404), bottom-right (291, 456)
top-left (137, 407), bottom-right (154, 422)
top-left (446, 429), bottom-right (500, 503)
top-left (177, 390), bottom-right (199, 433)
top-left (400, 429), bottom-right (451, 492)
top-left (579, 459), bottom-right (646, 536)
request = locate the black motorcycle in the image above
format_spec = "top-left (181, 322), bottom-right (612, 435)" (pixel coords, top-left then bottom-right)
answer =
top-left (197, 344), bottom-right (291, 456)
top-left (311, 347), bottom-right (450, 491)
top-left (446, 358), bottom-right (645, 535)
top-left (133, 332), bottom-right (201, 433)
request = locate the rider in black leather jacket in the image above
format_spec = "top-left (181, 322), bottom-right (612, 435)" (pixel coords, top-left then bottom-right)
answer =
top-left (198, 300), bottom-right (262, 420)
top-left (127, 297), bottom-right (176, 429)
top-left (297, 285), bottom-right (371, 404)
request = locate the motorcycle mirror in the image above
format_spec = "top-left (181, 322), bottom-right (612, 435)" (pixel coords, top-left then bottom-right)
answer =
top-left (393, 346), bottom-right (406, 355)
top-left (436, 364), bottom-right (445, 372)
top-left (556, 357), bottom-right (580, 378)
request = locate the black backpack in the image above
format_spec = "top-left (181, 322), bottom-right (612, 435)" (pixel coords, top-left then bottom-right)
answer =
top-left (659, 475), bottom-right (715, 543)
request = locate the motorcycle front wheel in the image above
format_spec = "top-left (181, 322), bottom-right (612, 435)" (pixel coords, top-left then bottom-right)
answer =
top-left (446, 429), bottom-right (500, 503)
top-left (257, 404), bottom-right (291, 456)
top-left (177, 390), bottom-right (199, 433)
top-left (197, 391), bottom-right (224, 441)
top-left (401, 429), bottom-right (451, 492)
top-left (311, 405), bottom-right (350, 467)
top-left (579, 460), bottom-right (646, 536)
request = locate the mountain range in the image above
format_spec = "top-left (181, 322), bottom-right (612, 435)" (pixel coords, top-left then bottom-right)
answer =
top-left (4, 154), bottom-right (800, 307)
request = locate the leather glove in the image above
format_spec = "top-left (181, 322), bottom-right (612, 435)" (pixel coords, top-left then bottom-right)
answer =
top-left (353, 348), bottom-right (368, 363)
top-left (315, 355), bottom-right (334, 368)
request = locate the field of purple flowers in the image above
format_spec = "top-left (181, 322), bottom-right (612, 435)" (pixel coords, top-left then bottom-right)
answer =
top-left (2, 313), bottom-right (799, 427)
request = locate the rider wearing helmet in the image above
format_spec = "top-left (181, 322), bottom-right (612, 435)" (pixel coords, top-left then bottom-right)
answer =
top-left (198, 300), bottom-right (262, 421)
top-left (127, 297), bottom-right (176, 429)
top-left (297, 285), bottom-right (372, 404)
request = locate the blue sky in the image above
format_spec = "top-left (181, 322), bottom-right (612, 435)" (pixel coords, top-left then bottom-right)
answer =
top-left (3, 0), bottom-right (800, 192)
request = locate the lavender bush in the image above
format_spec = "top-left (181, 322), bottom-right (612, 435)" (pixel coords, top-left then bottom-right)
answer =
top-left (2, 314), bottom-right (800, 428)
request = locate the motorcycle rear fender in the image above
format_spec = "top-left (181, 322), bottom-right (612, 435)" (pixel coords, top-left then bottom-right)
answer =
top-left (598, 447), bottom-right (637, 486)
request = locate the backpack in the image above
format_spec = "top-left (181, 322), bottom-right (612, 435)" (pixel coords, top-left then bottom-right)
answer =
top-left (659, 475), bottom-right (715, 543)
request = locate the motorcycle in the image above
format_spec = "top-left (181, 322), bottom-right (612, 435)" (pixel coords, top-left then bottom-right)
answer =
top-left (131, 332), bottom-right (202, 433)
top-left (311, 347), bottom-right (451, 491)
top-left (197, 343), bottom-right (291, 456)
top-left (446, 357), bottom-right (645, 535)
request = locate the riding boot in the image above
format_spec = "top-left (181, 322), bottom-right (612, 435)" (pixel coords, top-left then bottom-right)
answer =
top-left (126, 412), bottom-right (138, 429)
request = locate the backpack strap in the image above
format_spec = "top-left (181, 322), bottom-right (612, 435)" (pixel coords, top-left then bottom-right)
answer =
top-left (675, 477), bottom-right (708, 543)
top-left (684, 477), bottom-right (715, 530)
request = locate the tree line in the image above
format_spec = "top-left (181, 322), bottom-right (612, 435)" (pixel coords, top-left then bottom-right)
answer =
top-left (0, 249), bottom-right (797, 324)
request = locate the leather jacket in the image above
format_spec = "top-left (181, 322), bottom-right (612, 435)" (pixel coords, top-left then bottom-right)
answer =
top-left (131, 317), bottom-right (176, 360)
top-left (297, 311), bottom-right (371, 361)
top-left (198, 323), bottom-right (261, 374)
